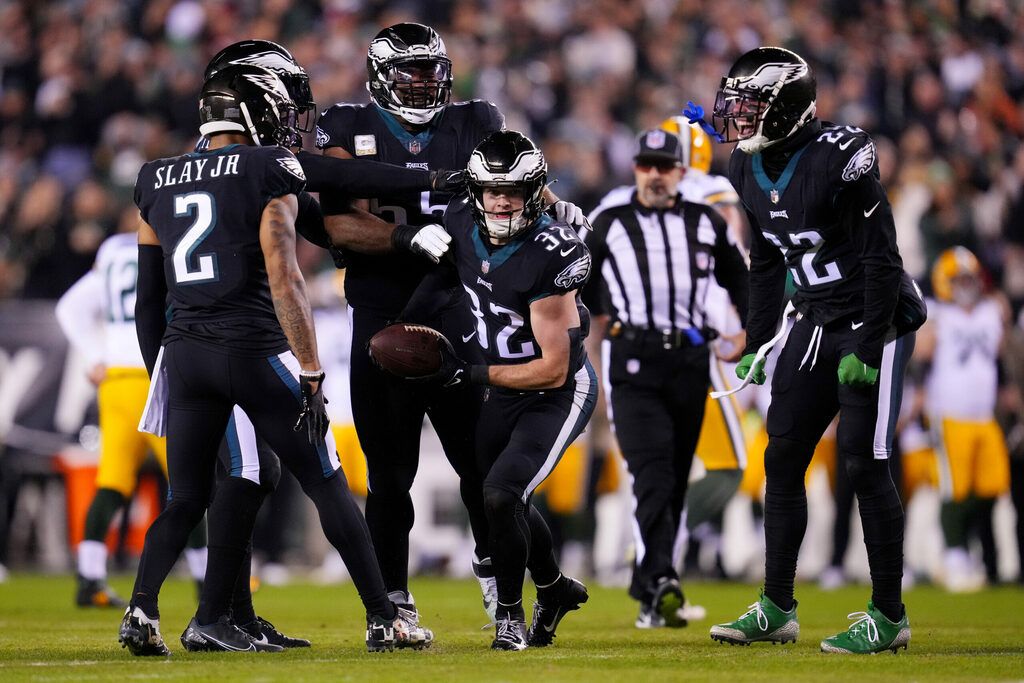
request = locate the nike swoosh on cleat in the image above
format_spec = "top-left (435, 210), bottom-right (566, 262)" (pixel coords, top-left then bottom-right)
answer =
top-left (863, 202), bottom-right (880, 218)
top-left (542, 608), bottom-right (563, 632)
top-left (252, 634), bottom-right (270, 646)
top-left (197, 631), bottom-right (255, 652)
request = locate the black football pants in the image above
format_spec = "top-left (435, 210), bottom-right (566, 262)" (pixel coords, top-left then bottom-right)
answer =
top-left (132, 339), bottom-right (392, 621)
top-left (349, 305), bottom-right (490, 595)
top-left (763, 315), bottom-right (913, 620)
top-left (606, 339), bottom-right (709, 604)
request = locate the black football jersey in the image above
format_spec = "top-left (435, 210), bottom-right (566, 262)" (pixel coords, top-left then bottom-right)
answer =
top-left (315, 100), bottom-right (504, 313)
top-left (731, 122), bottom-right (897, 325)
top-left (134, 144), bottom-right (307, 355)
top-left (445, 197), bottom-right (592, 381)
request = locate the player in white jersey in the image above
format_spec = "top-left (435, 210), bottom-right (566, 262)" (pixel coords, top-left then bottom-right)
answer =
top-left (659, 116), bottom-right (748, 579)
top-left (915, 247), bottom-right (1010, 590)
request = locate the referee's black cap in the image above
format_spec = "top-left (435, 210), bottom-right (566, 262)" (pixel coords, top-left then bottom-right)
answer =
top-left (633, 128), bottom-right (684, 165)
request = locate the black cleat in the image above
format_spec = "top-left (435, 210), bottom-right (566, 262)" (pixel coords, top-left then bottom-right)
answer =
top-left (77, 574), bottom-right (126, 608)
top-left (366, 613), bottom-right (396, 653)
top-left (180, 615), bottom-right (283, 653)
top-left (239, 616), bottom-right (311, 648)
top-left (652, 577), bottom-right (686, 627)
top-left (119, 606), bottom-right (170, 656)
top-left (491, 615), bottom-right (528, 651)
top-left (527, 576), bottom-right (589, 647)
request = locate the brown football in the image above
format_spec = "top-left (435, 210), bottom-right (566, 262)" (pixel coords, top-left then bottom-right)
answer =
top-left (368, 323), bottom-right (444, 378)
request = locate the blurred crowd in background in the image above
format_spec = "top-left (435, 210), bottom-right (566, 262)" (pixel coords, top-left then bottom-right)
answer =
top-left (3, 0), bottom-right (1024, 309)
top-left (1, 0), bottom-right (1023, 586)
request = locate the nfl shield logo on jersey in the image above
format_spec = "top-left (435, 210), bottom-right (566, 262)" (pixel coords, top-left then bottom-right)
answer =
top-left (408, 140), bottom-right (421, 154)
top-left (770, 188), bottom-right (780, 204)
top-left (481, 260), bottom-right (490, 274)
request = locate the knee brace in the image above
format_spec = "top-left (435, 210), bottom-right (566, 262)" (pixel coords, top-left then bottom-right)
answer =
top-left (482, 484), bottom-right (525, 523)
top-left (843, 454), bottom-right (895, 495)
top-left (764, 437), bottom-right (814, 494)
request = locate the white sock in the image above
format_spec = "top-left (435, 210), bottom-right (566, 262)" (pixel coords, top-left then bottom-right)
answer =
top-left (77, 540), bottom-right (108, 581)
top-left (185, 547), bottom-right (208, 581)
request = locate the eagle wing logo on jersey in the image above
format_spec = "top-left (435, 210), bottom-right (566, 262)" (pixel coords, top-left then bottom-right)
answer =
top-left (842, 141), bottom-right (876, 182)
top-left (277, 155), bottom-right (306, 181)
top-left (731, 62), bottom-right (808, 93)
top-left (554, 253), bottom-right (591, 289)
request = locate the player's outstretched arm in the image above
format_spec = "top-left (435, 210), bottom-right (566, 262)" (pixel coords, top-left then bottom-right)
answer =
top-left (483, 292), bottom-right (580, 390)
top-left (260, 194), bottom-right (320, 372)
top-left (135, 219), bottom-right (167, 376)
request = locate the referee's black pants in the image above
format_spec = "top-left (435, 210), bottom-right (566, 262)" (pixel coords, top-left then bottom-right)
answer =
top-left (606, 338), bottom-right (709, 604)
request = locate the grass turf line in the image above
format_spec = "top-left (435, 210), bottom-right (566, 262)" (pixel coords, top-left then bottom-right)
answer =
top-left (0, 575), bottom-right (1022, 681)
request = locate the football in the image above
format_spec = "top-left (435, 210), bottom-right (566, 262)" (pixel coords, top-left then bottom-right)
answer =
top-left (369, 323), bottom-right (445, 378)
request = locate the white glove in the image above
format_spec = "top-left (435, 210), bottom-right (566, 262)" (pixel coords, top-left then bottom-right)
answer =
top-left (408, 223), bottom-right (451, 263)
top-left (552, 200), bottom-right (588, 231)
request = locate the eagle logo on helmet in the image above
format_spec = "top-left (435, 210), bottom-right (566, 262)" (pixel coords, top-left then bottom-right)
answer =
top-left (554, 253), bottom-right (591, 289)
top-left (231, 50), bottom-right (300, 75)
top-left (243, 72), bottom-right (290, 102)
top-left (731, 62), bottom-right (809, 93)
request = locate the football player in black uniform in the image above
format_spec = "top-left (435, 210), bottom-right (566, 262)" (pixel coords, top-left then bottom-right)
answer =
top-left (398, 131), bottom-right (594, 651)
top-left (704, 47), bottom-right (925, 654)
top-left (119, 65), bottom-right (427, 655)
top-left (315, 22), bottom-right (585, 625)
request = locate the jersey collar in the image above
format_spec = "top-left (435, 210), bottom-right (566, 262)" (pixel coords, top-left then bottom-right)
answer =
top-left (372, 103), bottom-right (439, 155)
top-left (751, 143), bottom-right (809, 205)
top-left (471, 215), bottom-right (551, 270)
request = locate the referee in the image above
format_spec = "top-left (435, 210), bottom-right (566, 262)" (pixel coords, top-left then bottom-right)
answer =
top-left (582, 129), bottom-right (749, 628)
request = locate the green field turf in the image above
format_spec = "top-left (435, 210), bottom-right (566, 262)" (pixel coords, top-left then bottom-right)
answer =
top-left (0, 575), bottom-right (1022, 681)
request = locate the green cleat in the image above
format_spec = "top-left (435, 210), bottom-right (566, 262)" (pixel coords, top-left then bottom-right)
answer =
top-left (820, 602), bottom-right (910, 654)
top-left (710, 591), bottom-right (799, 645)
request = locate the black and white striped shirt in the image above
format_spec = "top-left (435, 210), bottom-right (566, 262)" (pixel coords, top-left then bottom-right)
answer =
top-left (581, 186), bottom-right (748, 333)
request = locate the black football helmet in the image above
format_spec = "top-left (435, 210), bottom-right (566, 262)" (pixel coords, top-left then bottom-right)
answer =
top-left (198, 64), bottom-right (299, 148)
top-left (205, 39), bottom-right (316, 133)
top-left (366, 22), bottom-right (452, 126)
top-left (467, 131), bottom-right (547, 241)
top-left (712, 46), bottom-right (816, 153)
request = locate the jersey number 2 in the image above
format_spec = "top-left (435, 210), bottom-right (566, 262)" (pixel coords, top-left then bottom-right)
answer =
top-left (172, 192), bottom-right (218, 284)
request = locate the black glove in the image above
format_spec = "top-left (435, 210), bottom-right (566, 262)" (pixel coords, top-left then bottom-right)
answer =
top-left (430, 169), bottom-right (466, 192)
top-left (412, 334), bottom-right (470, 388)
top-left (293, 370), bottom-right (329, 443)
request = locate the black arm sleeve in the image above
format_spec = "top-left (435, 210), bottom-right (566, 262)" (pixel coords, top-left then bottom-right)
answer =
top-left (296, 150), bottom-right (432, 196)
top-left (135, 244), bottom-right (167, 376)
top-left (399, 260), bottom-right (461, 323)
top-left (708, 207), bottom-right (749, 327)
top-left (742, 207), bottom-right (787, 355)
top-left (294, 191), bottom-right (329, 249)
top-left (841, 174), bottom-right (903, 367)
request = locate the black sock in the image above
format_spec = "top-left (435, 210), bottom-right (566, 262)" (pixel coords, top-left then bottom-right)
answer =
top-left (527, 504), bottom-right (560, 587)
top-left (132, 498), bottom-right (207, 619)
top-left (495, 600), bottom-right (525, 622)
top-left (483, 485), bottom-right (531, 608)
top-left (845, 455), bottom-right (905, 622)
top-left (364, 488), bottom-right (413, 594)
top-left (763, 437), bottom-right (814, 612)
top-left (304, 473), bottom-right (393, 619)
top-left (230, 542), bottom-right (257, 625)
top-left (83, 488), bottom-right (127, 541)
top-left (196, 478), bottom-right (265, 625)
